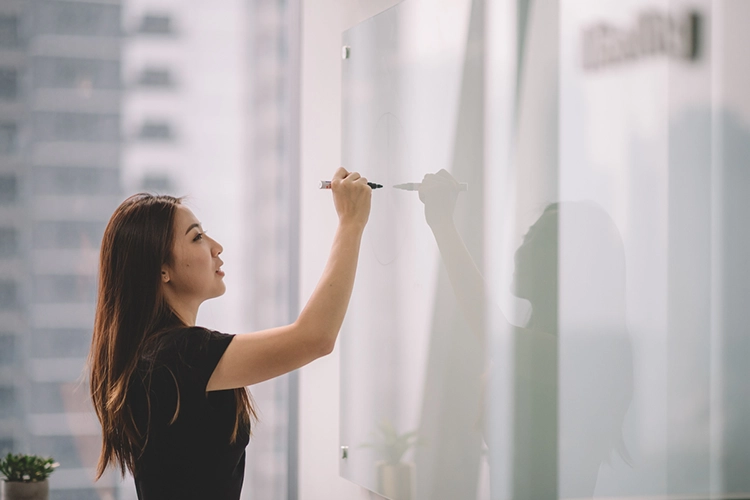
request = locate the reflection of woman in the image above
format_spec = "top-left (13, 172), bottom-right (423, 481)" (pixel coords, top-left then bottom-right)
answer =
top-left (419, 169), bottom-right (633, 499)
top-left (87, 168), bottom-right (371, 499)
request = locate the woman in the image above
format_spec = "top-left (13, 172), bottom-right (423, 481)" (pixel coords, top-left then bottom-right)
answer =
top-left (88, 168), bottom-right (371, 499)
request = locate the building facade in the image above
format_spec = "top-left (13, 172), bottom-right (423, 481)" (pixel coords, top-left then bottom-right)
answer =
top-left (0, 0), bottom-right (124, 499)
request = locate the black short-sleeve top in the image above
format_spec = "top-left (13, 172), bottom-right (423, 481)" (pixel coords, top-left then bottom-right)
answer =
top-left (128, 326), bottom-right (249, 500)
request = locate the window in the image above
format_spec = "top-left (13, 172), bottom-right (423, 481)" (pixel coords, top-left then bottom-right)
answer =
top-left (35, 3), bottom-right (120, 37)
top-left (138, 120), bottom-right (174, 141)
top-left (0, 16), bottom-right (19, 48)
top-left (0, 280), bottom-right (17, 310)
top-left (33, 113), bottom-right (120, 142)
top-left (31, 383), bottom-right (70, 413)
top-left (0, 439), bottom-right (12, 455)
top-left (32, 221), bottom-right (105, 250)
top-left (0, 334), bottom-right (14, 365)
top-left (33, 166), bottom-right (120, 195)
top-left (33, 58), bottom-right (120, 90)
top-left (32, 329), bottom-right (91, 358)
top-left (0, 175), bottom-right (17, 204)
top-left (141, 173), bottom-right (174, 193)
top-left (0, 123), bottom-right (18, 154)
top-left (0, 68), bottom-right (18, 100)
top-left (0, 387), bottom-right (14, 418)
top-left (138, 14), bottom-right (174, 35)
top-left (29, 436), bottom-right (95, 468)
top-left (33, 275), bottom-right (96, 304)
top-left (137, 67), bottom-right (174, 88)
top-left (0, 228), bottom-right (18, 257)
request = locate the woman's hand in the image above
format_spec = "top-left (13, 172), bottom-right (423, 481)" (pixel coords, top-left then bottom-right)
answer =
top-left (331, 167), bottom-right (372, 229)
top-left (418, 169), bottom-right (460, 228)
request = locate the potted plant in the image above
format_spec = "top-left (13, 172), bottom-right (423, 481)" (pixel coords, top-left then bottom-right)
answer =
top-left (0, 453), bottom-right (59, 500)
top-left (361, 420), bottom-right (425, 500)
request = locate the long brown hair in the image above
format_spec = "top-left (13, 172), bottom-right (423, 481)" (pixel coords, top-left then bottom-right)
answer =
top-left (88, 193), bottom-right (256, 480)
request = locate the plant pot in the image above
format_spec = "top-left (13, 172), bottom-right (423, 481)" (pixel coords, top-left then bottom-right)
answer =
top-left (376, 461), bottom-right (415, 500)
top-left (1, 480), bottom-right (49, 500)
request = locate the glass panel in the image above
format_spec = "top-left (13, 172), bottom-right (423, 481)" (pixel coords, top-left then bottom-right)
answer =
top-left (0, 123), bottom-right (18, 154)
top-left (2, 2), bottom-right (299, 498)
top-left (0, 334), bottom-right (15, 365)
top-left (0, 227), bottom-right (18, 257)
top-left (0, 15), bottom-right (20, 48)
top-left (34, 3), bottom-right (120, 37)
top-left (340, 1), bottom-right (485, 498)
top-left (32, 58), bottom-right (121, 90)
top-left (0, 174), bottom-right (17, 204)
top-left (32, 167), bottom-right (120, 196)
top-left (33, 112), bottom-right (120, 143)
top-left (0, 67), bottom-right (18, 100)
top-left (343, 0), bottom-right (750, 499)
top-left (137, 14), bottom-right (174, 35)
top-left (137, 67), bottom-right (175, 88)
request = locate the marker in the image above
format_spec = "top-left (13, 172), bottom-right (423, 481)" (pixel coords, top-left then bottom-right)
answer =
top-left (319, 180), bottom-right (383, 190)
top-left (393, 182), bottom-right (469, 191)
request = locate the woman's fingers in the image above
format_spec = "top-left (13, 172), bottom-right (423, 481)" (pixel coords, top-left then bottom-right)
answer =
top-left (330, 168), bottom-right (372, 228)
top-left (332, 167), bottom-right (349, 181)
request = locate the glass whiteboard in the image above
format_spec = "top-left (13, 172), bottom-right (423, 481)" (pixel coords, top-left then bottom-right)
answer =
top-left (340, 0), bottom-right (750, 499)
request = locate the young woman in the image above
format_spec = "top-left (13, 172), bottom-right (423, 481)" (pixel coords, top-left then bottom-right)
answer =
top-left (88, 168), bottom-right (371, 499)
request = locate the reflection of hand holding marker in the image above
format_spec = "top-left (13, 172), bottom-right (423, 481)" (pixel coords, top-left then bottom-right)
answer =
top-left (393, 182), bottom-right (468, 191)
top-left (319, 180), bottom-right (383, 190)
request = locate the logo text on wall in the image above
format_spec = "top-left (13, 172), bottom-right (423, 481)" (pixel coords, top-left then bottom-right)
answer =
top-left (582, 10), bottom-right (702, 71)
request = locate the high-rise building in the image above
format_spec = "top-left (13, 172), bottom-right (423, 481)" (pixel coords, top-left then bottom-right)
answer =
top-left (120, 1), bottom-right (299, 498)
top-left (0, 1), bottom-right (124, 499)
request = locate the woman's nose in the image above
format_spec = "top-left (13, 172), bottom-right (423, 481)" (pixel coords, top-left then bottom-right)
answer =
top-left (211, 238), bottom-right (223, 256)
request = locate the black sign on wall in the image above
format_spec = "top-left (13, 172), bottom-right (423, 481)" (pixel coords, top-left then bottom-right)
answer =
top-left (582, 10), bottom-right (702, 71)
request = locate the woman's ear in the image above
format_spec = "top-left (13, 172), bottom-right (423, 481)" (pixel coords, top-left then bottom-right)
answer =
top-left (161, 268), bottom-right (170, 283)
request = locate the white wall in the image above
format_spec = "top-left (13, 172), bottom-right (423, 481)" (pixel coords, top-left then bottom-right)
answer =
top-left (298, 1), bottom-right (399, 499)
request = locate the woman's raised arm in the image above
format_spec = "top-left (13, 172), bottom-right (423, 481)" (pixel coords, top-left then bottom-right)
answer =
top-left (207, 167), bottom-right (371, 391)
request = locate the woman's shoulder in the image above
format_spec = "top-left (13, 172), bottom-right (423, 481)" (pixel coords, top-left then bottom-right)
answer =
top-left (138, 325), bottom-right (234, 371)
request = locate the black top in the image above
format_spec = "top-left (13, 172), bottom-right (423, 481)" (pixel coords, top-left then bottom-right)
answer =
top-left (128, 327), bottom-right (249, 500)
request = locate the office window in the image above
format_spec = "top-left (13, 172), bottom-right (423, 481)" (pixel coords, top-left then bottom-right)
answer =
top-left (140, 173), bottom-right (174, 193)
top-left (31, 383), bottom-right (70, 414)
top-left (30, 436), bottom-right (95, 468)
top-left (0, 388), bottom-right (14, 418)
top-left (0, 334), bottom-right (14, 365)
top-left (137, 67), bottom-right (174, 88)
top-left (33, 112), bottom-right (119, 142)
top-left (0, 439), bottom-right (12, 455)
top-left (0, 175), bottom-right (17, 204)
top-left (0, 68), bottom-right (18, 100)
top-left (137, 14), bottom-right (174, 35)
top-left (0, 16), bottom-right (19, 48)
top-left (0, 280), bottom-right (17, 310)
top-left (138, 120), bottom-right (173, 141)
top-left (35, 3), bottom-right (120, 37)
top-left (32, 221), bottom-right (105, 250)
top-left (0, 228), bottom-right (18, 257)
top-left (33, 58), bottom-right (120, 90)
top-left (33, 166), bottom-right (120, 195)
top-left (33, 275), bottom-right (96, 304)
top-left (0, 123), bottom-right (18, 154)
top-left (33, 329), bottom-right (91, 358)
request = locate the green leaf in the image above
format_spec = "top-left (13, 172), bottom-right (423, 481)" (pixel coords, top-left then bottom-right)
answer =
top-left (0, 453), bottom-right (59, 482)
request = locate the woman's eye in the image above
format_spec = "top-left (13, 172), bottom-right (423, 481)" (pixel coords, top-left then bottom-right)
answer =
top-left (193, 231), bottom-right (206, 242)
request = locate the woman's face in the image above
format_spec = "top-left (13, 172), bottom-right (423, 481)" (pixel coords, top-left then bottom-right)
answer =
top-left (162, 204), bottom-right (226, 303)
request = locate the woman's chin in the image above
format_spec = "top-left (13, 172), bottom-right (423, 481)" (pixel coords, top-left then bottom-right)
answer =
top-left (212, 282), bottom-right (227, 298)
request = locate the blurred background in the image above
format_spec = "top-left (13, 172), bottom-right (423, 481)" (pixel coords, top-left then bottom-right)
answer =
top-left (2, 0), bottom-right (750, 500)
top-left (0, 0), bottom-right (299, 498)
